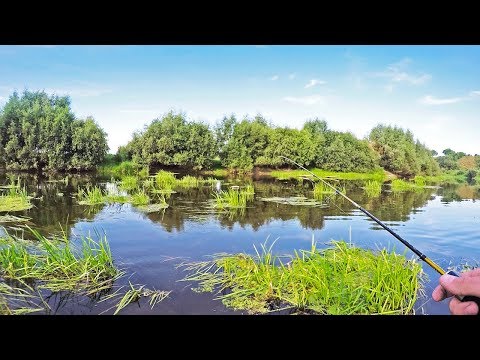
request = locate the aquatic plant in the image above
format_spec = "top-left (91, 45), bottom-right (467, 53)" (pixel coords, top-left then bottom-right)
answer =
top-left (0, 227), bottom-right (121, 295)
top-left (364, 180), bottom-right (382, 197)
top-left (77, 186), bottom-right (105, 205)
top-left (119, 176), bottom-right (139, 191)
top-left (213, 188), bottom-right (250, 209)
top-left (390, 179), bottom-right (418, 192)
top-left (0, 179), bottom-right (33, 212)
top-left (176, 175), bottom-right (200, 188)
top-left (181, 239), bottom-right (425, 315)
top-left (155, 171), bottom-right (177, 189)
top-left (112, 282), bottom-right (170, 315)
top-left (130, 190), bottom-right (150, 206)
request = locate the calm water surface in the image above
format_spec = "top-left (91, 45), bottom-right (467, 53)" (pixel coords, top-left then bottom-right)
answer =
top-left (1, 173), bottom-right (479, 315)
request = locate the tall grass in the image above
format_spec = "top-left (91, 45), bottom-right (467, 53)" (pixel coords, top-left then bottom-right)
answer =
top-left (390, 179), bottom-right (418, 192)
top-left (130, 190), bottom-right (150, 206)
top-left (77, 186), bottom-right (105, 205)
top-left (119, 176), bottom-right (139, 191)
top-left (364, 180), bottom-right (382, 197)
top-left (181, 240), bottom-right (425, 315)
top-left (213, 188), bottom-right (250, 209)
top-left (0, 178), bottom-right (33, 212)
top-left (176, 175), bottom-right (199, 188)
top-left (155, 171), bottom-right (177, 189)
top-left (0, 227), bottom-right (121, 295)
top-left (312, 182), bottom-right (336, 200)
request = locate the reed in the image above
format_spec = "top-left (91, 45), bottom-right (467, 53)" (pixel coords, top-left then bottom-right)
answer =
top-left (119, 176), bottom-right (139, 191)
top-left (364, 180), bottom-right (382, 197)
top-left (0, 179), bottom-right (32, 212)
top-left (77, 186), bottom-right (105, 205)
top-left (155, 171), bottom-right (177, 189)
top-left (181, 239), bottom-right (425, 315)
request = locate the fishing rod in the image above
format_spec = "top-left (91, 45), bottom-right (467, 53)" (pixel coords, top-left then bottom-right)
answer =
top-left (280, 156), bottom-right (480, 308)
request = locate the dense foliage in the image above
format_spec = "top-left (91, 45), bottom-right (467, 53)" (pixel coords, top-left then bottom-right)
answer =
top-left (368, 124), bottom-right (440, 176)
top-left (127, 111), bottom-right (216, 170)
top-left (0, 91), bottom-right (108, 171)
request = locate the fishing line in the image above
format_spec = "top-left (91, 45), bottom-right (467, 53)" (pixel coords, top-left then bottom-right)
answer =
top-left (280, 156), bottom-right (480, 310)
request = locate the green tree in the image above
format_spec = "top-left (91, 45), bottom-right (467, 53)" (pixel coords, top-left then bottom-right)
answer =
top-left (368, 124), bottom-right (439, 176)
top-left (0, 90), bottom-right (108, 171)
top-left (127, 111), bottom-right (216, 170)
top-left (70, 117), bottom-right (109, 170)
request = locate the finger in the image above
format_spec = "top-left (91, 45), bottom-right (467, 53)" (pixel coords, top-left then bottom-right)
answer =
top-left (439, 273), bottom-right (480, 297)
top-left (460, 268), bottom-right (480, 278)
top-left (432, 284), bottom-right (451, 301)
top-left (449, 297), bottom-right (479, 315)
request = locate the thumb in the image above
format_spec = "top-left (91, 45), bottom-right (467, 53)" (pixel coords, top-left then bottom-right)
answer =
top-left (440, 274), bottom-right (480, 298)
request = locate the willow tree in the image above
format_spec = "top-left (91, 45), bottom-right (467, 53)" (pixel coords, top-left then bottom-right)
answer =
top-left (127, 111), bottom-right (216, 170)
top-left (0, 90), bottom-right (108, 171)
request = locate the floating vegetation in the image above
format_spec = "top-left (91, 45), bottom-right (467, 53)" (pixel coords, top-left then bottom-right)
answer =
top-left (181, 240), bottom-right (425, 315)
top-left (57, 193), bottom-right (64, 197)
top-left (0, 180), bottom-right (33, 212)
top-left (112, 282), bottom-right (171, 315)
top-left (0, 215), bottom-right (31, 223)
top-left (135, 203), bottom-right (169, 213)
top-left (258, 196), bottom-right (328, 207)
top-left (364, 180), bottom-right (382, 197)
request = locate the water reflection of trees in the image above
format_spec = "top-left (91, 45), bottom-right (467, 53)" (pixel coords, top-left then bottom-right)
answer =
top-left (144, 181), bottom-right (439, 232)
top-left (438, 184), bottom-right (480, 203)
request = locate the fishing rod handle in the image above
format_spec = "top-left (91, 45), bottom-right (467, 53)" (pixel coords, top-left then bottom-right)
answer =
top-left (446, 270), bottom-right (480, 315)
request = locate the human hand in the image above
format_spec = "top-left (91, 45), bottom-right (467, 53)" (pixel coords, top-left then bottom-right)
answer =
top-left (432, 268), bottom-right (480, 315)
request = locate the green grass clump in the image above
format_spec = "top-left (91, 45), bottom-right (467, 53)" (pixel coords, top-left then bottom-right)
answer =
top-left (119, 176), bottom-right (139, 191)
top-left (312, 182), bottom-right (336, 200)
top-left (413, 176), bottom-right (426, 187)
top-left (0, 227), bottom-right (121, 295)
top-left (213, 188), bottom-right (251, 209)
top-left (0, 179), bottom-right (33, 212)
top-left (176, 175), bottom-right (200, 188)
top-left (364, 180), bottom-right (382, 197)
top-left (155, 171), bottom-right (177, 189)
top-left (390, 179), bottom-right (419, 192)
top-left (98, 161), bottom-right (138, 178)
top-left (130, 190), bottom-right (150, 206)
top-left (181, 240), bottom-right (425, 315)
top-left (77, 186), bottom-right (105, 205)
top-left (423, 170), bottom-right (467, 185)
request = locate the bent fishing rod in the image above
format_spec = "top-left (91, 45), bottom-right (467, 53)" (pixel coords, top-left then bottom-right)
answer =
top-left (280, 156), bottom-right (480, 307)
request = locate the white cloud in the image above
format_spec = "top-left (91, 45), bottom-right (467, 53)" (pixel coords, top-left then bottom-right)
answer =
top-left (419, 95), bottom-right (464, 105)
top-left (372, 57), bottom-right (431, 92)
top-left (283, 95), bottom-right (327, 105)
top-left (304, 79), bottom-right (326, 88)
top-left (289, 73), bottom-right (296, 80)
top-left (270, 75), bottom-right (279, 81)
top-left (419, 90), bottom-right (480, 106)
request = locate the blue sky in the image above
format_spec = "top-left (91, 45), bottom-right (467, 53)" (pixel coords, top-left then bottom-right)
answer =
top-left (0, 45), bottom-right (479, 154)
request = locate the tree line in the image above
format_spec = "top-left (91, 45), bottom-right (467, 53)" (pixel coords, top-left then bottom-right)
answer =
top-left (0, 90), bottom-right (450, 176)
